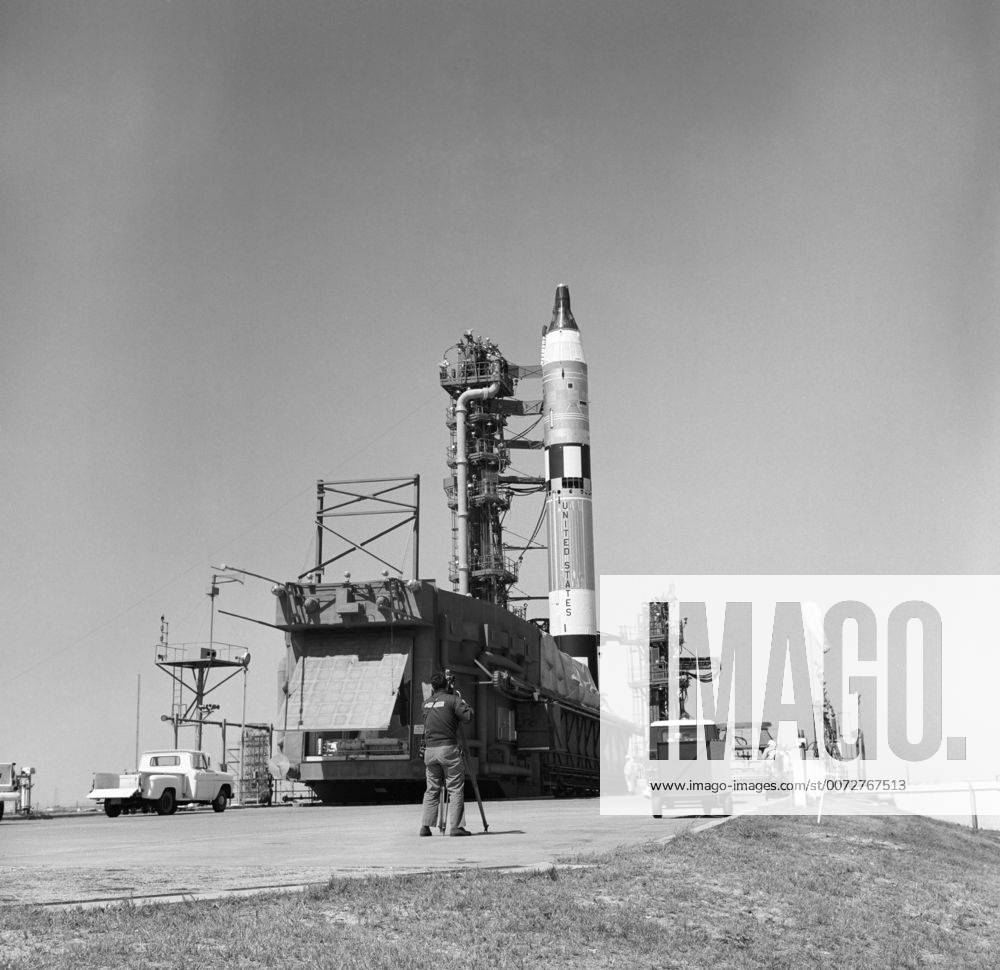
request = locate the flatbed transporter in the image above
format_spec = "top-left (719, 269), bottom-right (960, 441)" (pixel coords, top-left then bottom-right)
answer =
top-left (270, 575), bottom-right (630, 803)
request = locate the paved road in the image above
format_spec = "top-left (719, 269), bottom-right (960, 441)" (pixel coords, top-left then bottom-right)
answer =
top-left (0, 798), bottom-right (690, 906)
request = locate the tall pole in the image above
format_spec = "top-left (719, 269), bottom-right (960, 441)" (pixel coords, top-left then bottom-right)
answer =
top-left (413, 474), bottom-right (420, 579)
top-left (315, 480), bottom-right (325, 584)
top-left (134, 674), bottom-right (141, 768)
top-left (202, 574), bottom-right (219, 753)
top-left (195, 668), bottom-right (205, 750)
top-left (239, 666), bottom-right (248, 805)
top-left (208, 574), bottom-right (218, 654)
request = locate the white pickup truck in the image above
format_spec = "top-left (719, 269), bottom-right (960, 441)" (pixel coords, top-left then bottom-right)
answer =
top-left (88, 750), bottom-right (235, 818)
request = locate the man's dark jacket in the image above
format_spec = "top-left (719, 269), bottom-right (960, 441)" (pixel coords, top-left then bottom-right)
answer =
top-left (422, 690), bottom-right (472, 746)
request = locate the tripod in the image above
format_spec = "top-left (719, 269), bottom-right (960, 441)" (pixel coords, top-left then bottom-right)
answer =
top-left (436, 725), bottom-right (489, 834)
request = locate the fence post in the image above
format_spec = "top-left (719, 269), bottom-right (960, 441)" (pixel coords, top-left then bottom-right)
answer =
top-left (968, 783), bottom-right (979, 833)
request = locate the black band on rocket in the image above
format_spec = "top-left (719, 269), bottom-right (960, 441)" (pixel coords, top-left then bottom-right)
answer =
top-left (544, 444), bottom-right (591, 481)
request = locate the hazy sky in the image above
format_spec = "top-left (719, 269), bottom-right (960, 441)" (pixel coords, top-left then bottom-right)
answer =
top-left (2, 0), bottom-right (998, 806)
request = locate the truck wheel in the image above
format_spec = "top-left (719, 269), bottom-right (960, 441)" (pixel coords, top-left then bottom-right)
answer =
top-left (104, 802), bottom-right (122, 818)
top-left (0, 801), bottom-right (5, 821)
top-left (211, 790), bottom-right (229, 813)
top-left (155, 789), bottom-right (176, 816)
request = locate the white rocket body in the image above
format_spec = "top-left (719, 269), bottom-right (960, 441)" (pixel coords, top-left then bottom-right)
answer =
top-left (541, 285), bottom-right (598, 679)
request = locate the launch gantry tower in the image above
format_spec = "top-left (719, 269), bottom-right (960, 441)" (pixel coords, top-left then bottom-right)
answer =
top-left (440, 331), bottom-right (544, 612)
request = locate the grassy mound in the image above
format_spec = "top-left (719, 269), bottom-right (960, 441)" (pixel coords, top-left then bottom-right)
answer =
top-left (1, 813), bottom-right (997, 969)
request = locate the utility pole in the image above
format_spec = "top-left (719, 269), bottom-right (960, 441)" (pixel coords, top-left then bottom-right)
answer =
top-left (135, 673), bottom-right (141, 768)
top-left (239, 663), bottom-right (248, 804)
top-left (201, 572), bottom-right (243, 750)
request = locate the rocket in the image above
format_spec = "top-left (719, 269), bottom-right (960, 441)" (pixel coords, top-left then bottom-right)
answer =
top-left (541, 284), bottom-right (598, 681)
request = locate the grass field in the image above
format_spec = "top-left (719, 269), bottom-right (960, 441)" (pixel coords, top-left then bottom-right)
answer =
top-left (2, 812), bottom-right (998, 969)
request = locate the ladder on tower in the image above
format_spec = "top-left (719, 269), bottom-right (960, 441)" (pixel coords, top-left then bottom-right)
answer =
top-left (155, 617), bottom-right (185, 731)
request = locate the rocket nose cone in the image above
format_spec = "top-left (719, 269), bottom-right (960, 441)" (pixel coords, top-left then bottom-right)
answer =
top-left (547, 284), bottom-right (578, 332)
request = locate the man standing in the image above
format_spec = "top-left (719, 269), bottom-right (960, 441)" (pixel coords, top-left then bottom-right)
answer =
top-left (419, 671), bottom-right (473, 837)
top-left (624, 752), bottom-right (639, 795)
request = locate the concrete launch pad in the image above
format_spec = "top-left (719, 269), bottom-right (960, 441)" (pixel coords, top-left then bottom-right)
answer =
top-left (0, 798), bottom-right (691, 907)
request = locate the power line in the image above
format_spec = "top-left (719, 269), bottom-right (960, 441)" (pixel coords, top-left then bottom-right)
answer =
top-left (6, 390), bottom-right (441, 685)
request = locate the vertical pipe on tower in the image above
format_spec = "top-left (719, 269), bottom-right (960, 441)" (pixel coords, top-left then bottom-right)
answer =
top-left (455, 383), bottom-right (500, 595)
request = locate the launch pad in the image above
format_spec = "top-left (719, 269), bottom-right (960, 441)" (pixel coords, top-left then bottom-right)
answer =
top-left (0, 799), bottom-right (690, 907)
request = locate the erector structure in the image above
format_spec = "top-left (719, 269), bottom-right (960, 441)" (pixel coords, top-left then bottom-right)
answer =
top-left (440, 332), bottom-right (544, 611)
